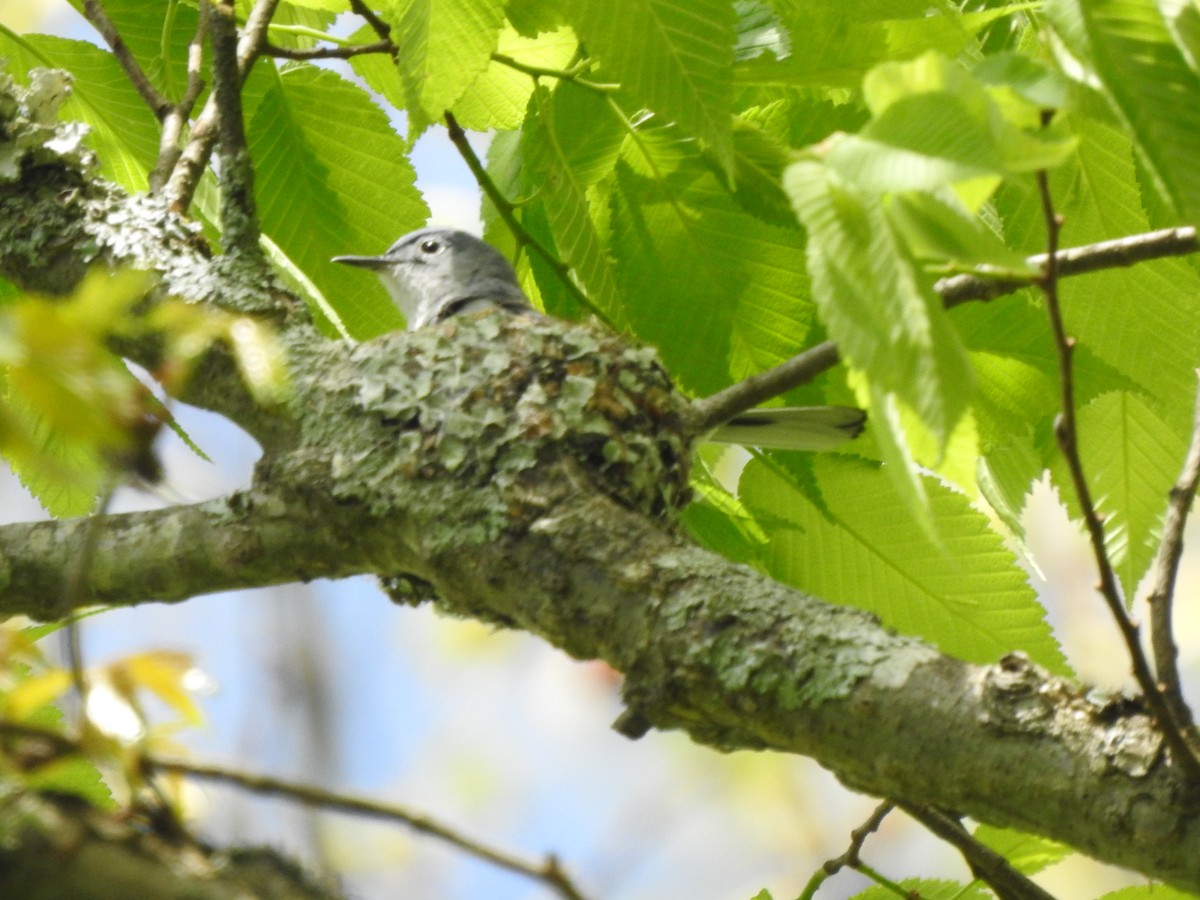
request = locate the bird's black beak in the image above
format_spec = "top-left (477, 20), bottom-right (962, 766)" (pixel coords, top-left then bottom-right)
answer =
top-left (331, 254), bottom-right (389, 270)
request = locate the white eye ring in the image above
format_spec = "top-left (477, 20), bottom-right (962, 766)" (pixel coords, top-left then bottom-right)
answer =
top-left (419, 239), bottom-right (442, 254)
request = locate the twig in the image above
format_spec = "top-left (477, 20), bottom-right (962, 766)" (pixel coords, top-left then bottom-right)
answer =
top-left (144, 755), bottom-right (589, 900)
top-left (209, 0), bottom-right (263, 255)
top-left (442, 111), bottom-right (612, 327)
top-left (1034, 158), bottom-right (1200, 784)
top-left (690, 341), bottom-right (839, 433)
top-left (263, 39), bottom-right (393, 60)
top-left (1145, 374), bottom-right (1200, 738)
top-left (0, 719), bottom-right (588, 900)
top-left (81, 0), bottom-right (171, 119)
top-left (150, 5), bottom-right (209, 194)
top-left (938, 226), bottom-right (1198, 307)
top-left (797, 800), bottom-right (893, 899)
top-left (349, 0), bottom-right (394, 45)
top-left (164, 0), bottom-right (281, 213)
top-left (899, 803), bottom-right (1057, 900)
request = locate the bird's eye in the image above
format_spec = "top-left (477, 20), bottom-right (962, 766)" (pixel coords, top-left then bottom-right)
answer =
top-left (419, 239), bottom-right (442, 254)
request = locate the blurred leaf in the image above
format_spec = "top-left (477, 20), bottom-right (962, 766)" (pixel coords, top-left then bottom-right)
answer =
top-left (5, 669), bottom-right (72, 721)
top-left (106, 651), bottom-right (205, 727)
top-left (854, 879), bottom-right (992, 900)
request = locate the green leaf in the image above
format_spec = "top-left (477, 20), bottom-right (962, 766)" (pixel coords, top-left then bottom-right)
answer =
top-left (384, 0), bottom-right (506, 135)
top-left (611, 125), bottom-right (817, 396)
top-left (1048, 0), bottom-right (1200, 223)
top-left (521, 83), bottom-right (624, 323)
top-left (244, 63), bottom-right (428, 338)
top-left (451, 25), bottom-right (577, 130)
top-left (734, 2), bottom-right (1018, 90)
top-left (853, 879), bottom-right (992, 900)
top-left (66, 0), bottom-right (202, 104)
top-left (784, 158), bottom-right (973, 443)
top-left (1049, 391), bottom-right (1188, 601)
top-left (972, 824), bottom-right (1071, 876)
top-left (1097, 886), bottom-right (1198, 900)
top-left (565, 0), bottom-right (735, 177)
top-left (741, 455), bottom-right (1068, 672)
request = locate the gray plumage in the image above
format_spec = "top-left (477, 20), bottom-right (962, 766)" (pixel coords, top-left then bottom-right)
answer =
top-left (334, 227), bottom-right (865, 451)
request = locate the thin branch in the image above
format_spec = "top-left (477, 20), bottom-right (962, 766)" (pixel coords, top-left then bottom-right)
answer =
top-left (349, 0), bottom-right (394, 44)
top-left (81, 0), bottom-right (171, 119)
top-left (263, 39), bottom-right (394, 60)
top-left (899, 803), bottom-right (1057, 900)
top-left (443, 111), bottom-right (613, 327)
top-left (798, 801), bottom-right (894, 900)
top-left (1145, 374), bottom-right (1200, 737)
top-left (143, 755), bottom-right (589, 900)
top-left (151, 5), bottom-right (209, 194)
top-left (1034, 160), bottom-right (1200, 784)
top-left (209, 0), bottom-right (263, 255)
top-left (690, 341), bottom-right (840, 433)
top-left (164, 0), bottom-right (281, 213)
top-left (938, 226), bottom-right (1199, 307)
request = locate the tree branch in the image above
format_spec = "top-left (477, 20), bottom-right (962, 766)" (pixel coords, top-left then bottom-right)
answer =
top-left (262, 39), bottom-right (394, 60)
top-left (1146, 374), bottom-right (1200, 737)
top-left (898, 804), bottom-right (1057, 900)
top-left (209, 0), bottom-right (263, 256)
top-left (81, 0), bottom-right (171, 120)
top-left (799, 801), bottom-right (893, 899)
top-left (7, 75), bottom-right (1200, 891)
top-left (145, 755), bottom-right (588, 900)
top-left (348, 0), bottom-right (394, 44)
top-left (1034, 161), bottom-right (1200, 784)
top-left (689, 341), bottom-right (840, 433)
top-left (938, 226), bottom-right (1199, 307)
top-left (150, 5), bottom-right (208, 194)
top-left (163, 0), bottom-right (281, 213)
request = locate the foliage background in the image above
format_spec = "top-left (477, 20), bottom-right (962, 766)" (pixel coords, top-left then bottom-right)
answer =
top-left (3, 0), bottom-right (1200, 897)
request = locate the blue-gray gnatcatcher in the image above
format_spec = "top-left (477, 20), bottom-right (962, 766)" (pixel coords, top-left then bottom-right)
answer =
top-left (334, 227), bottom-right (865, 451)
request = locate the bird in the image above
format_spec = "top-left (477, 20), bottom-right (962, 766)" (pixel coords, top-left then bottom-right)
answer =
top-left (334, 227), bottom-right (865, 451)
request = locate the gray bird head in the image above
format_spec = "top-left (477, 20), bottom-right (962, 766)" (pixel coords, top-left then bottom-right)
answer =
top-left (333, 227), bottom-right (533, 330)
